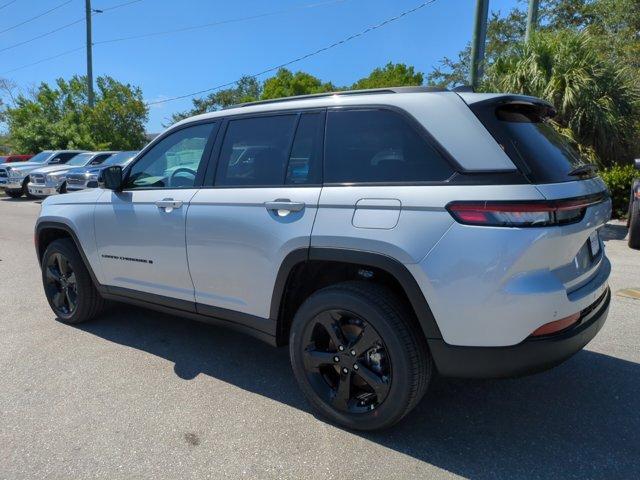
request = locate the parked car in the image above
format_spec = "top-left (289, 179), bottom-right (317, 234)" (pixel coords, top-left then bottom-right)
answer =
top-left (0, 150), bottom-right (86, 198)
top-left (27, 152), bottom-right (117, 198)
top-left (66, 151), bottom-right (139, 192)
top-left (35, 87), bottom-right (611, 430)
top-left (628, 159), bottom-right (640, 249)
top-left (0, 154), bottom-right (33, 164)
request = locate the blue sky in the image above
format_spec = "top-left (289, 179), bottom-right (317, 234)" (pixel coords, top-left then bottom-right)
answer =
top-left (0, 0), bottom-right (520, 132)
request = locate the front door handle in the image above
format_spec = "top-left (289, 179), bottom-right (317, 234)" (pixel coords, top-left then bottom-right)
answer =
top-left (264, 199), bottom-right (305, 216)
top-left (155, 198), bottom-right (183, 212)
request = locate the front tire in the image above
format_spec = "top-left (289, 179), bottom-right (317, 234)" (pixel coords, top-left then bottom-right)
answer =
top-left (41, 238), bottom-right (104, 323)
top-left (23, 178), bottom-right (37, 199)
top-left (628, 196), bottom-right (640, 249)
top-left (289, 281), bottom-right (432, 431)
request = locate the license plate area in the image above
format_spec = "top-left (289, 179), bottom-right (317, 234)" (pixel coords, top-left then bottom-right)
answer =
top-left (588, 230), bottom-right (601, 259)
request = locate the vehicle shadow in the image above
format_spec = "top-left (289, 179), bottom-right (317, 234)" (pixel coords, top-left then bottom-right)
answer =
top-left (74, 305), bottom-right (640, 478)
top-left (0, 196), bottom-right (42, 204)
top-left (601, 222), bottom-right (628, 241)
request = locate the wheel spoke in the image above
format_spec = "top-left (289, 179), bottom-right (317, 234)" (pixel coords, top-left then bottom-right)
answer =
top-left (57, 255), bottom-right (69, 277)
top-left (46, 266), bottom-right (62, 283)
top-left (355, 362), bottom-right (390, 399)
top-left (351, 325), bottom-right (380, 356)
top-left (52, 292), bottom-right (64, 308)
top-left (303, 348), bottom-right (336, 372)
top-left (65, 289), bottom-right (77, 312)
top-left (316, 311), bottom-right (347, 348)
top-left (331, 371), bottom-right (351, 410)
top-left (67, 272), bottom-right (76, 286)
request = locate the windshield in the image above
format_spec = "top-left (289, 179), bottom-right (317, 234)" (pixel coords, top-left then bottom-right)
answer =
top-left (471, 102), bottom-right (588, 183)
top-left (66, 153), bottom-right (94, 166)
top-left (103, 151), bottom-right (138, 166)
top-left (27, 151), bottom-right (53, 164)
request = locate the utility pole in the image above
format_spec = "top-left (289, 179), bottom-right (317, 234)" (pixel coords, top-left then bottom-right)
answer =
top-left (470, 0), bottom-right (489, 89)
top-left (525, 0), bottom-right (540, 42)
top-left (85, 0), bottom-right (94, 108)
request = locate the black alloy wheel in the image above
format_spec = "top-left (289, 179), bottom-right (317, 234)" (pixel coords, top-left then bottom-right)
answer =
top-left (44, 252), bottom-right (78, 317)
top-left (301, 309), bottom-right (392, 413)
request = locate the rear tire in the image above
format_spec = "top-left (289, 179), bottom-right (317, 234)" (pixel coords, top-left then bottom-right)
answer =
top-left (4, 189), bottom-right (22, 198)
top-left (289, 281), bottom-right (432, 431)
top-left (41, 238), bottom-right (105, 324)
top-left (628, 197), bottom-right (640, 250)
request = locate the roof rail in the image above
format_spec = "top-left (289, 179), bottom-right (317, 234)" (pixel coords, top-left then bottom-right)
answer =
top-left (229, 86), bottom-right (449, 109)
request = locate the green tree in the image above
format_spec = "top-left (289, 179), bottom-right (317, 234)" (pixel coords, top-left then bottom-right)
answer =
top-left (4, 75), bottom-right (147, 152)
top-left (170, 76), bottom-right (261, 124)
top-left (261, 68), bottom-right (335, 99)
top-left (352, 62), bottom-right (423, 89)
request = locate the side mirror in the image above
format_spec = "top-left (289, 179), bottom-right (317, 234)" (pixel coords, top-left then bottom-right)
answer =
top-left (50, 157), bottom-right (61, 164)
top-left (635, 159), bottom-right (640, 171)
top-left (98, 165), bottom-right (123, 190)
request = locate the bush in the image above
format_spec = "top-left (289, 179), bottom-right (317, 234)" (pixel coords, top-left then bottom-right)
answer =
top-left (600, 164), bottom-right (638, 218)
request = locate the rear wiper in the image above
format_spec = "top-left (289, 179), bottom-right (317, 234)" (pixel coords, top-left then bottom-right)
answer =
top-left (568, 163), bottom-right (598, 177)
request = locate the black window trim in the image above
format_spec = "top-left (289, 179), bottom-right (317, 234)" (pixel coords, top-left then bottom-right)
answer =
top-left (321, 104), bottom-right (461, 187)
top-left (121, 118), bottom-right (220, 192)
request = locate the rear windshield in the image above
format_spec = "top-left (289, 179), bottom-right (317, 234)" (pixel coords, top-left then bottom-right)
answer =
top-left (471, 102), bottom-right (589, 183)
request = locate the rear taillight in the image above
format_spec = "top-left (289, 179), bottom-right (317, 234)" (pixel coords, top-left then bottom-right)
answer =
top-left (446, 193), bottom-right (605, 227)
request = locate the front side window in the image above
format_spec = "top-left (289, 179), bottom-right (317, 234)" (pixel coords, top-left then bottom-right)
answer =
top-left (324, 109), bottom-right (454, 184)
top-left (215, 115), bottom-right (297, 187)
top-left (125, 123), bottom-right (215, 189)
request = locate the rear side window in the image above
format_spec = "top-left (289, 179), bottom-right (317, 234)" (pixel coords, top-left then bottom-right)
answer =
top-left (216, 115), bottom-right (298, 187)
top-left (324, 109), bottom-right (454, 184)
top-left (471, 102), bottom-right (587, 183)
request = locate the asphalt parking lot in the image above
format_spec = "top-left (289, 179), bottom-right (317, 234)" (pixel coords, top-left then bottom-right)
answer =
top-left (0, 195), bottom-right (639, 479)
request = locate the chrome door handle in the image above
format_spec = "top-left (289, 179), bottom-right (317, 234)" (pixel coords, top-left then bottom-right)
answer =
top-left (155, 199), bottom-right (183, 212)
top-left (265, 199), bottom-right (305, 217)
top-left (264, 200), bottom-right (305, 212)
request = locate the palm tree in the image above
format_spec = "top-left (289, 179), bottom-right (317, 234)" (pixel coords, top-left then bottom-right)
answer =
top-left (485, 30), bottom-right (639, 167)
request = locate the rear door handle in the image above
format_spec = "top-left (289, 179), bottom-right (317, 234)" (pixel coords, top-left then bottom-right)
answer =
top-left (264, 199), bottom-right (305, 215)
top-left (155, 198), bottom-right (183, 212)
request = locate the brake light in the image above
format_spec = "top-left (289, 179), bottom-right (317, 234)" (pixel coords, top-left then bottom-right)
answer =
top-left (446, 194), bottom-right (605, 227)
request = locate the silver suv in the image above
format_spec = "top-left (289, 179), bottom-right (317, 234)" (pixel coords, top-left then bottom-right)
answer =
top-left (35, 87), bottom-right (611, 430)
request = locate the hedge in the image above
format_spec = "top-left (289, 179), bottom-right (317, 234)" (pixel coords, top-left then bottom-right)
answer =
top-left (600, 164), bottom-right (638, 219)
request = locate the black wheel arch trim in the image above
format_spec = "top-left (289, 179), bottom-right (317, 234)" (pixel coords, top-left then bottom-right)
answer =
top-left (270, 247), bottom-right (443, 340)
top-left (35, 221), bottom-right (105, 294)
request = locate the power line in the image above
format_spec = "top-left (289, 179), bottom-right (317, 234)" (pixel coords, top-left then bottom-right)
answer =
top-left (95, 0), bottom-right (347, 45)
top-left (0, 0), bottom-right (73, 35)
top-left (1, 0), bottom-right (346, 74)
top-left (147, 0), bottom-right (437, 106)
top-left (1, 47), bottom-right (85, 75)
top-left (99, 0), bottom-right (144, 12)
top-left (0, 0), bottom-right (144, 54)
top-left (0, 0), bottom-right (18, 11)
top-left (0, 17), bottom-right (85, 54)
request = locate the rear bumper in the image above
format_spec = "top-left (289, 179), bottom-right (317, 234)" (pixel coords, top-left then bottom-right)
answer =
top-left (429, 287), bottom-right (610, 378)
